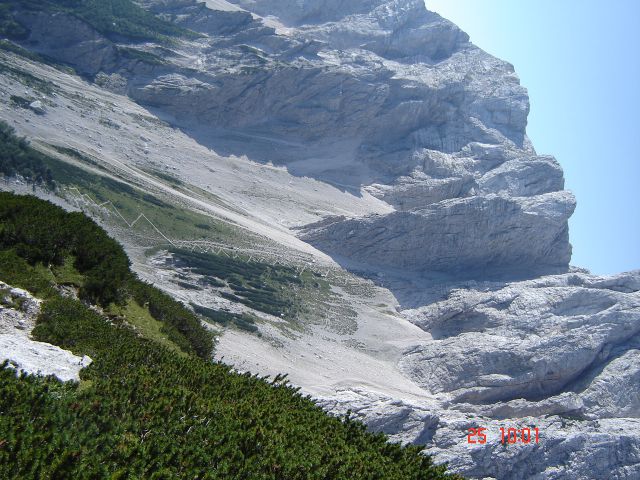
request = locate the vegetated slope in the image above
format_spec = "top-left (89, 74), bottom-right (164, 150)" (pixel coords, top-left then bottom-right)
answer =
top-left (1, 0), bottom-right (199, 43)
top-left (0, 191), bottom-right (460, 478)
top-left (0, 120), bottom-right (54, 188)
top-left (0, 187), bottom-right (213, 358)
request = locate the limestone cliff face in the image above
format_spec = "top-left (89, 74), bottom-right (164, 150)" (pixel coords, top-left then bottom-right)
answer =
top-left (156, 0), bottom-right (574, 279)
top-left (14, 0), bottom-right (573, 279)
top-left (319, 269), bottom-right (640, 479)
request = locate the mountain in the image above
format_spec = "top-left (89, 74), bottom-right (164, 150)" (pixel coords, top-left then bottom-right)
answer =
top-left (0, 0), bottom-right (638, 478)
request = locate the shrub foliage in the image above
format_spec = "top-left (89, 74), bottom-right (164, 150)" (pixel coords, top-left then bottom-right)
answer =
top-left (0, 192), bottom-right (214, 357)
top-left (0, 191), bottom-right (130, 306)
top-left (0, 121), bottom-right (55, 188)
top-left (5, 0), bottom-right (199, 43)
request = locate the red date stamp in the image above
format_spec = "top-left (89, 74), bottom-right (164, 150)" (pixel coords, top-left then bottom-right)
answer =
top-left (467, 427), bottom-right (540, 445)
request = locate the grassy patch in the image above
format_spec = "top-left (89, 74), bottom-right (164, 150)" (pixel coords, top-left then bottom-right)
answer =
top-left (145, 169), bottom-right (183, 186)
top-left (51, 256), bottom-right (85, 287)
top-left (109, 299), bottom-right (186, 356)
top-left (49, 145), bottom-right (109, 172)
top-left (36, 147), bottom-right (236, 243)
top-left (192, 303), bottom-right (260, 334)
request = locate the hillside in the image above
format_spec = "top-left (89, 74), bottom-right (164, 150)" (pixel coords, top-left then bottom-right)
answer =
top-left (0, 0), bottom-right (639, 478)
top-left (0, 191), bottom-right (458, 479)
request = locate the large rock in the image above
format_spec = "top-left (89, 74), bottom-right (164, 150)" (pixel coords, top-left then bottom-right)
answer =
top-left (0, 281), bottom-right (91, 382)
top-left (300, 191), bottom-right (575, 277)
top-left (400, 271), bottom-right (640, 404)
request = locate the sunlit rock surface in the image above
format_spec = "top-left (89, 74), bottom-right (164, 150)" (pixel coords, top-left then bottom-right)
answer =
top-left (0, 282), bottom-right (91, 382)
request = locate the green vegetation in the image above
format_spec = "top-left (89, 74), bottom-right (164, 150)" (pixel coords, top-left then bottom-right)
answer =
top-left (0, 192), bottom-right (130, 306)
top-left (0, 39), bottom-right (76, 73)
top-left (109, 298), bottom-right (186, 356)
top-left (0, 285), bottom-right (27, 310)
top-left (51, 255), bottom-right (85, 287)
top-left (8, 94), bottom-right (31, 109)
top-left (150, 169), bottom-right (183, 186)
top-left (192, 303), bottom-right (259, 333)
top-left (117, 45), bottom-right (167, 65)
top-left (0, 192), bottom-right (460, 479)
top-left (0, 121), bottom-right (237, 246)
top-left (0, 120), bottom-right (55, 188)
top-left (0, 3), bottom-right (29, 39)
top-left (0, 250), bottom-right (56, 297)
top-left (44, 150), bottom-right (235, 243)
top-left (172, 248), bottom-right (313, 319)
top-left (128, 279), bottom-right (214, 359)
top-left (8, 0), bottom-right (200, 43)
top-left (0, 192), bottom-right (214, 358)
top-left (49, 145), bottom-right (105, 170)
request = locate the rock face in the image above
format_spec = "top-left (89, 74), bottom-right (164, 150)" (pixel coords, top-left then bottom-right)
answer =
top-left (14, 10), bottom-right (119, 74)
top-left (144, 0), bottom-right (573, 279)
top-left (401, 271), bottom-right (640, 407)
top-left (4, 0), bottom-right (639, 478)
top-left (9, 1), bottom-right (569, 279)
top-left (301, 191), bottom-right (575, 276)
top-left (0, 282), bottom-right (92, 382)
top-left (319, 270), bottom-right (640, 479)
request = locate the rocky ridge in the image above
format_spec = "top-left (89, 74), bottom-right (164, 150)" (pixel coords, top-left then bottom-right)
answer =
top-left (1, 0), bottom-right (638, 478)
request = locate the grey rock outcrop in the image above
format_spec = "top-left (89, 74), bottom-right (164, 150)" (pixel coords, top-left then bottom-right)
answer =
top-left (27, 100), bottom-right (46, 115)
top-left (0, 282), bottom-right (92, 382)
top-left (401, 271), bottom-right (640, 406)
top-left (301, 191), bottom-right (575, 276)
top-left (14, 10), bottom-right (119, 75)
top-left (320, 270), bottom-right (640, 479)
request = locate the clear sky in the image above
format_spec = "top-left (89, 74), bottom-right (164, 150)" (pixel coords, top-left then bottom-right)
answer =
top-left (425, 0), bottom-right (639, 275)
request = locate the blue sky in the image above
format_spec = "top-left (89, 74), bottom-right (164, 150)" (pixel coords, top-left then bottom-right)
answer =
top-left (425, 0), bottom-right (639, 275)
